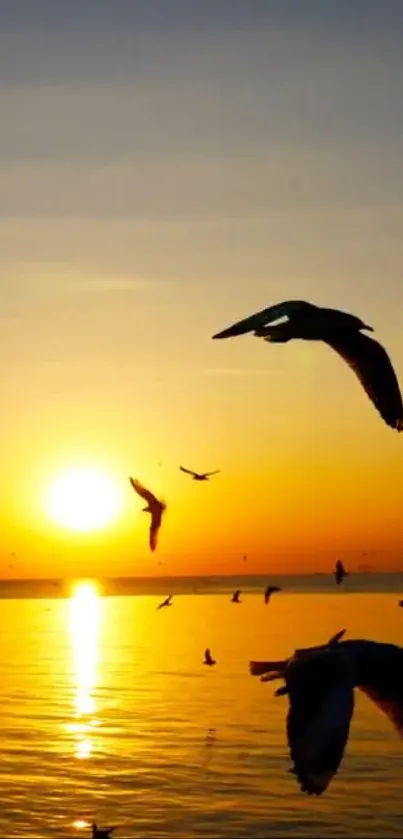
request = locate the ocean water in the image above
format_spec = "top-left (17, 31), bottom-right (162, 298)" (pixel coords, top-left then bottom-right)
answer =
top-left (1, 575), bottom-right (403, 837)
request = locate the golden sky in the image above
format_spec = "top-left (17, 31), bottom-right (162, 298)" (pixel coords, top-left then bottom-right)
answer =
top-left (1, 1), bottom-right (403, 577)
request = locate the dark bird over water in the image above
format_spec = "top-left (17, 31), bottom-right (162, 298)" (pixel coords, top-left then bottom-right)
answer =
top-left (179, 466), bottom-right (220, 481)
top-left (231, 589), bottom-right (241, 603)
top-left (157, 594), bottom-right (172, 610)
top-left (92, 825), bottom-right (116, 839)
top-left (204, 648), bottom-right (216, 666)
top-left (249, 630), bottom-right (403, 795)
top-left (264, 585), bottom-right (281, 605)
top-left (129, 477), bottom-right (166, 552)
top-left (334, 560), bottom-right (348, 585)
top-left (212, 300), bottom-right (403, 431)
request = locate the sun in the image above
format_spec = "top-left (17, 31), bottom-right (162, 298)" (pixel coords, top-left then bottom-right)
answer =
top-left (45, 467), bottom-right (121, 532)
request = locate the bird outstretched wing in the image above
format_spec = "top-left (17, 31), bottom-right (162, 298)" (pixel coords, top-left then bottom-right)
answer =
top-left (129, 477), bottom-right (156, 505)
top-left (149, 504), bottom-right (165, 551)
top-left (286, 650), bottom-right (355, 795)
top-left (180, 466), bottom-right (198, 477)
top-left (325, 331), bottom-right (403, 431)
top-left (354, 641), bottom-right (403, 737)
top-left (212, 300), bottom-right (313, 339)
top-left (205, 470), bottom-right (220, 477)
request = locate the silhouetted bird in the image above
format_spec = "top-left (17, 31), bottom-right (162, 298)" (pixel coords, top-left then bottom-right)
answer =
top-left (264, 585), bottom-right (281, 605)
top-left (92, 825), bottom-right (116, 839)
top-left (179, 466), bottom-right (220, 481)
top-left (250, 631), bottom-right (403, 795)
top-left (231, 589), bottom-right (241, 603)
top-left (334, 560), bottom-right (348, 585)
top-left (129, 477), bottom-right (166, 552)
top-left (212, 300), bottom-right (403, 431)
top-left (204, 648), bottom-right (216, 666)
top-left (157, 594), bottom-right (172, 610)
top-left (399, 600), bottom-right (403, 608)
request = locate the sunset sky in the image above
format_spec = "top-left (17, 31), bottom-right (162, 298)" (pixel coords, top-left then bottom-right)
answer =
top-left (2, 0), bottom-right (403, 578)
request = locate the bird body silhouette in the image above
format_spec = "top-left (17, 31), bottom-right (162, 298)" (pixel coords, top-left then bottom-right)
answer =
top-left (334, 560), bottom-right (348, 585)
top-left (231, 589), bottom-right (241, 603)
top-left (264, 585), bottom-right (281, 604)
top-left (180, 466), bottom-right (220, 481)
top-left (129, 477), bottom-right (166, 551)
top-left (212, 300), bottom-right (403, 431)
top-left (157, 594), bottom-right (172, 610)
top-left (204, 648), bottom-right (216, 666)
top-left (92, 825), bottom-right (116, 839)
top-left (249, 631), bottom-right (403, 795)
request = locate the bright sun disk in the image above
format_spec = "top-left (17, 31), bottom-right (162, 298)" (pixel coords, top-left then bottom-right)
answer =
top-left (46, 467), bottom-right (120, 532)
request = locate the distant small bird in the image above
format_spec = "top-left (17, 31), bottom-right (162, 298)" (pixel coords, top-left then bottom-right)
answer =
top-left (212, 299), bottom-right (403, 431)
top-left (92, 825), bottom-right (116, 839)
top-left (243, 554), bottom-right (247, 562)
top-left (398, 600), bottom-right (403, 608)
top-left (249, 631), bottom-right (403, 795)
top-left (264, 585), bottom-right (281, 605)
top-left (334, 560), bottom-right (348, 585)
top-left (204, 648), bottom-right (216, 666)
top-left (231, 589), bottom-right (241, 603)
top-left (157, 594), bottom-right (173, 610)
top-left (129, 477), bottom-right (166, 552)
top-left (179, 466), bottom-right (220, 481)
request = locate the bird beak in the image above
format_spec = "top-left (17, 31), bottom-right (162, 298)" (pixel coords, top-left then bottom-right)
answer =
top-left (363, 324), bottom-right (374, 331)
top-left (212, 304), bottom-right (285, 339)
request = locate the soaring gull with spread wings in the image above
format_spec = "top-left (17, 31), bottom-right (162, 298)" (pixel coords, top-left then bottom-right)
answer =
top-left (129, 477), bottom-right (166, 552)
top-left (212, 300), bottom-right (403, 431)
top-left (249, 629), bottom-right (403, 795)
top-left (180, 466), bottom-right (220, 481)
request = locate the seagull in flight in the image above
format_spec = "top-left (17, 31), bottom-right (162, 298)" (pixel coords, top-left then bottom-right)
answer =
top-left (157, 594), bottom-right (173, 610)
top-left (204, 648), bottom-right (216, 666)
top-left (249, 629), bottom-right (403, 795)
top-left (212, 300), bottom-right (403, 431)
top-left (231, 589), bottom-right (241, 603)
top-left (334, 560), bottom-right (348, 585)
top-left (92, 825), bottom-right (116, 839)
top-left (264, 585), bottom-right (281, 605)
top-left (179, 466), bottom-right (220, 481)
top-left (129, 477), bottom-right (166, 552)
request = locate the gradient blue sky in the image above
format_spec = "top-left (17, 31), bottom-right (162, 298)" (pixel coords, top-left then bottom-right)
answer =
top-left (2, 1), bottom-right (403, 577)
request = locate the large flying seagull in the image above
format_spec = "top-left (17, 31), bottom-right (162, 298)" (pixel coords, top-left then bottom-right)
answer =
top-left (250, 630), bottom-right (403, 794)
top-left (213, 300), bottom-right (403, 431)
top-left (129, 477), bottom-right (166, 552)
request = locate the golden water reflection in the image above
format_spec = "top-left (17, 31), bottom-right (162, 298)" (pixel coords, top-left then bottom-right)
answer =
top-left (67, 581), bottom-right (101, 759)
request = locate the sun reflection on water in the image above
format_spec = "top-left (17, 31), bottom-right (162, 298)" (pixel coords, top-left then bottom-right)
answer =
top-left (67, 581), bottom-right (101, 759)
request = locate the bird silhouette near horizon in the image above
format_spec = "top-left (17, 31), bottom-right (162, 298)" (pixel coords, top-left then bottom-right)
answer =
top-left (264, 585), bottom-right (281, 605)
top-left (231, 589), bottom-right (241, 603)
top-left (129, 477), bottom-right (166, 552)
top-left (249, 630), bottom-right (403, 795)
top-left (157, 594), bottom-right (173, 610)
top-left (334, 560), bottom-right (348, 585)
top-left (179, 466), bottom-right (220, 481)
top-left (212, 300), bottom-right (403, 431)
top-left (92, 825), bottom-right (116, 839)
top-left (204, 648), bottom-right (216, 666)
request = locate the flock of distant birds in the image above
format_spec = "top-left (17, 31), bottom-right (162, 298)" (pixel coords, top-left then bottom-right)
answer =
top-left (91, 300), bottom-right (403, 832)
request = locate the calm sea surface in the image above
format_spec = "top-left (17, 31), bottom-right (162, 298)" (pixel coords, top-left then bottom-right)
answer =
top-left (1, 574), bottom-right (403, 837)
